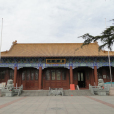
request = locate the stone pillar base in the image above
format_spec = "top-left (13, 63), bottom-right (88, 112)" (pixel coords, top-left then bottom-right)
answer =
top-left (109, 87), bottom-right (114, 96)
top-left (98, 91), bottom-right (106, 96)
top-left (6, 92), bottom-right (14, 97)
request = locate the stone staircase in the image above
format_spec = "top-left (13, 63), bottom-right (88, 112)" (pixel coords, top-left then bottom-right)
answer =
top-left (20, 90), bottom-right (49, 96)
top-left (64, 90), bottom-right (94, 96)
top-left (20, 90), bottom-right (93, 96)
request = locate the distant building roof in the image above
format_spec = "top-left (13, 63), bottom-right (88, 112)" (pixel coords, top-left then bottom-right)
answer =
top-left (1, 41), bottom-right (114, 57)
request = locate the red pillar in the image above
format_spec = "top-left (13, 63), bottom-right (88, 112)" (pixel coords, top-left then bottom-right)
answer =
top-left (39, 67), bottom-right (42, 90)
top-left (70, 66), bottom-right (73, 84)
top-left (94, 66), bottom-right (98, 86)
top-left (14, 67), bottom-right (17, 87)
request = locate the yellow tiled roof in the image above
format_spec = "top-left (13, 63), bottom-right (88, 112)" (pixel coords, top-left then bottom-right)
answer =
top-left (1, 42), bottom-right (114, 57)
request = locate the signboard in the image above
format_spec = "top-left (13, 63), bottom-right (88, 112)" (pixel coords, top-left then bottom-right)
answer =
top-left (103, 75), bottom-right (106, 79)
top-left (46, 59), bottom-right (66, 64)
top-left (25, 64), bottom-right (32, 67)
top-left (2, 82), bottom-right (6, 87)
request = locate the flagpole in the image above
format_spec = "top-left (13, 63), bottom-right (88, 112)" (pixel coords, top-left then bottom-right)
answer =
top-left (0, 18), bottom-right (3, 60)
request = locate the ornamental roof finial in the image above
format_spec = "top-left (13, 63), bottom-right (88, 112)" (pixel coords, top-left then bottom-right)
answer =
top-left (12, 40), bottom-right (17, 45)
top-left (94, 41), bottom-right (98, 44)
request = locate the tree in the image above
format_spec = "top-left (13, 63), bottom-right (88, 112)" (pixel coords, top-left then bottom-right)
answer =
top-left (79, 20), bottom-right (114, 51)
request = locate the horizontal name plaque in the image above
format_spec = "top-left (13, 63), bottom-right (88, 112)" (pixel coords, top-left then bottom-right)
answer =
top-left (46, 59), bottom-right (66, 64)
top-left (25, 64), bottom-right (32, 67)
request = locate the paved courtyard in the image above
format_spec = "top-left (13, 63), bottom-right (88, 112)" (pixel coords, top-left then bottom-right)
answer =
top-left (0, 96), bottom-right (114, 114)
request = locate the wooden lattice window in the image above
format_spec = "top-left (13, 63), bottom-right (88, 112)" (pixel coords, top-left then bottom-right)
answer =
top-left (35, 70), bottom-right (38, 80)
top-left (62, 72), bottom-right (66, 80)
top-left (26, 70), bottom-right (30, 80)
top-left (73, 72), bottom-right (77, 80)
top-left (78, 73), bottom-right (80, 81)
top-left (0, 70), bottom-right (5, 79)
top-left (31, 70), bottom-right (34, 80)
top-left (51, 70), bottom-right (55, 80)
top-left (46, 70), bottom-right (50, 80)
top-left (97, 71), bottom-right (102, 79)
top-left (22, 71), bottom-right (26, 80)
top-left (9, 70), bottom-right (14, 79)
top-left (81, 73), bottom-right (84, 81)
top-left (56, 70), bottom-right (61, 80)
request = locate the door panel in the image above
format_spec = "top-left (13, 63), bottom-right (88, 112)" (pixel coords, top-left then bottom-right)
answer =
top-left (43, 68), bottom-right (69, 89)
top-left (51, 82), bottom-right (56, 87)
top-left (62, 82), bottom-right (67, 86)
top-left (78, 72), bottom-right (85, 88)
top-left (21, 69), bottom-right (39, 90)
top-left (56, 70), bottom-right (61, 80)
top-left (73, 71), bottom-right (78, 86)
top-left (51, 70), bottom-right (56, 80)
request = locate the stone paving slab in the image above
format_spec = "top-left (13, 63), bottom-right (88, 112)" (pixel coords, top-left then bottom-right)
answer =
top-left (0, 96), bottom-right (114, 114)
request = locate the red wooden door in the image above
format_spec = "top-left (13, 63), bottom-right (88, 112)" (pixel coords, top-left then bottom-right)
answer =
top-left (26, 70), bottom-right (30, 89)
top-left (21, 69), bottom-right (39, 90)
top-left (22, 71), bottom-right (26, 90)
top-left (73, 70), bottom-right (78, 87)
top-left (43, 68), bottom-right (69, 89)
top-left (78, 72), bottom-right (85, 88)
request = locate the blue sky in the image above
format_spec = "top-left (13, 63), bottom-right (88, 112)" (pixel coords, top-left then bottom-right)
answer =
top-left (0, 0), bottom-right (114, 51)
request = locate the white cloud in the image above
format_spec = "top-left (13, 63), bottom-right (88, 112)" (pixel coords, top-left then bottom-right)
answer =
top-left (0, 0), bottom-right (114, 51)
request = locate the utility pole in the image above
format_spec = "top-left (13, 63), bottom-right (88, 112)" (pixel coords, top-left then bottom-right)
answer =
top-left (0, 18), bottom-right (3, 60)
top-left (105, 18), bottom-right (112, 87)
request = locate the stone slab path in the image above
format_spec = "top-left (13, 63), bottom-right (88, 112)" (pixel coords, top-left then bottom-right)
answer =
top-left (0, 96), bottom-right (114, 114)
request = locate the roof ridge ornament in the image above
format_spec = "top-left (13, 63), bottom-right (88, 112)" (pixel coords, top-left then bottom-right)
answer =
top-left (12, 40), bottom-right (17, 45)
top-left (94, 41), bottom-right (98, 44)
top-left (103, 50), bottom-right (106, 53)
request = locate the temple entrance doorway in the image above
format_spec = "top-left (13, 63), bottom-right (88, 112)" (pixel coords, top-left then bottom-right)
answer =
top-left (43, 68), bottom-right (69, 90)
top-left (19, 67), bottom-right (39, 90)
top-left (73, 67), bottom-right (93, 89)
top-left (78, 71), bottom-right (85, 88)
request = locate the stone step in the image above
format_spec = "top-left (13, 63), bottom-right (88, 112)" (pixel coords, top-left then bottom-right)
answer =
top-left (20, 90), bottom-right (94, 96)
top-left (64, 90), bottom-right (94, 96)
top-left (20, 90), bottom-right (49, 96)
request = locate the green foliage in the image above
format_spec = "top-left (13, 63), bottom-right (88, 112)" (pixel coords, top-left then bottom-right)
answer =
top-left (79, 20), bottom-right (114, 51)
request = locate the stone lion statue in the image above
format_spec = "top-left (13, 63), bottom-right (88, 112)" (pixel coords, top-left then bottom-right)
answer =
top-left (98, 79), bottom-right (104, 90)
top-left (6, 79), bottom-right (14, 91)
